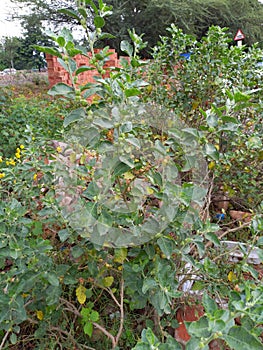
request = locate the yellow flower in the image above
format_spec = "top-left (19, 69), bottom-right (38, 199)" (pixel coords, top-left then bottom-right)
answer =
top-left (36, 310), bottom-right (44, 321)
top-left (6, 161), bottom-right (9, 166)
top-left (15, 153), bottom-right (21, 159)
top-left (56, 146), bottom-right (62, 153)
top-left (16, 148), bottom-right (21, 153)
top-left (33, 173), bottom-right (38, 181)
top-left (20, 145), bottom-right (25, 149)
top-left (9, 159), bottom-right (16, 166)
top-left (0, 156), bottom-right (2, 163)
top-left (0, 173), bottom-right (5, 179)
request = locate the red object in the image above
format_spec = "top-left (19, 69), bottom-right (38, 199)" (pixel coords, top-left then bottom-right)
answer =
top-left (234, 29), bottom-right (245, 41)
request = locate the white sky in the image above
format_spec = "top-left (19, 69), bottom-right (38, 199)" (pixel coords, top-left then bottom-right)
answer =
top-left (0, 0), bottom-right (263, 39)
top-left (0, 0), bottom-right (23, 38)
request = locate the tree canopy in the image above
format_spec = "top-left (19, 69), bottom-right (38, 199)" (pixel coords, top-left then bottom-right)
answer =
top-left (8, 0), bottom-right (263, 57)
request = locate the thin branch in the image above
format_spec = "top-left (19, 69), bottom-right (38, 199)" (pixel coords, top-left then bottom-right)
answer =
top-left (115, 278), bottom-right (124, 345)
top-left (93, 322), bottom-right (116, 347)
top-left (0, 330), bottom-right (10, 350)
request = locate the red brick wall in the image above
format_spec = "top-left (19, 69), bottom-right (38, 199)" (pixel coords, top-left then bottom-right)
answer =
top-left (46, 49), bottom-right (125, 88)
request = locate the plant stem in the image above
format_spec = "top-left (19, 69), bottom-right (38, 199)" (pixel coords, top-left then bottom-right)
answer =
top-left (0, 330), bottom-right (10, 350)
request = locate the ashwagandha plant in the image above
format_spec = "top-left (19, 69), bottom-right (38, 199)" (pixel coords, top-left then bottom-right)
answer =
top-left (0, 1), bottom-right (262, 349)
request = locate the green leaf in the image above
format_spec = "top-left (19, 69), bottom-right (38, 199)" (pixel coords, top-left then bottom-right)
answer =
top-left (233, 91), bottom-right (251, 103)
top-left (93, 117), bottom-right (114, 128)
top-left (63, 108), bottom-right (86, 127)
top-left (157, 237), bottom-right (174, 259)
top-left (142, 279), bottom-right (157, 294)
top-left (202, 293), bottom-right (218, 315)
top-left (58, 229), bottom-right (70, 242)
top-left (59, 8), bottom-right (81, 22)
top-left (205, 232), bottom-right (220, 246)
top-left (90, 310), bottom-right (99, 322)
top-left (204, 143), bottom-right (219, 161)
top-left (186, 337), bottom-right (209, 350)
top-left (75, 66), bottom-right (94, 75)
top-left (48, 83), bottom-right (75, 97)
top-left (223, 326), bottom-right (263, 350)
top-left (114, 248), bottom-right (128, 263)
top-left (47, 273), bottom-right (59, 287)
top-left (124, 88), bottom-right (141, 98)
top-left (33, 45), bottom-right (62, 58)
top-left (159, 336), bottom-right (183, 349)
top-left (102, 276), bottom-right (114, 287)
top-left (94, 16), bottom-right (105, 28)
top-left (113, 162), bottom-right (131, 176)
top-left (84, 322), bottom-right (93, 337)
top-left (10, 333), bottom-right (17, 345)
top-left (185, 316), bottom-right (211, 338)
top-left (57, 36), bottom-right (66, 47)
top-left (120, 40), bottom-right (133, 57)
top-left (98, 32), bottom-right (115, 40)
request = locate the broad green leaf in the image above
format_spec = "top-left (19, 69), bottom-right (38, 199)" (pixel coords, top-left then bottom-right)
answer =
top-left (185, 316), bottom-right (211, 338)
top-left (120, 40), bottom-right (133, 57)
top-left (98, 32), bottom-right (115, 40)
top-left (233, 91), bottom-right (251, 103)
top-left (58, 229), bottom-right (70, 242)
top-left (114, 248), bottom-right (128, 263)
top-left (59, 8), bottom-right (81, 22)
top-left (90, 310), bottom-right (99, 322)
top-left (113, 162), bottom-right (131, 176)
top-left (142, 279), bottom-right (157, 294)
top-left (93, 117), bottom-right (114, 128)
top-left (157, 237), bottom-right (174, 259)
top-left (34, 45), bottom-right (62, 58)
top-left (78, 7), bottom-right (87, 19)
top-left (186, 337), bottom-right (209, 350)
top-left (47, 273), bottom-right (59, 287)
top-left (102, 276), bottom-right (114, 287)
top-left (71, 245), bottom-right (84, 258)
top-left (10, 333), bottom-right (17, 345)
top-left (48, 83), bottom-right (75, 97)
top-left (75, 65), bottom-right (94, 75)
top-left (204, 143), bottom-right (219, 161)
top-left (205, 232), bottom-right (220, 246)
top-left (84, 322), bottom-right (93, 337)
top-left (63, 108), bottom-right (86, 127)
top-left (94, 16), bottom-right (105, 28)
top-left (159, 336), bottom-right (183, 349)
top-left (223, 326), bottom-right (263, 350)
top-left (57, 36), bottom-right (66, 47)
top-left (202, 293), bottom-right (218, 315)
top-left (124, 88), bottom-right (141, 97)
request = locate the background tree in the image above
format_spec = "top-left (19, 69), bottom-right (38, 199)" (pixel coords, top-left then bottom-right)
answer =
top-left (17, 14), bottom-right (49, 70)
top-left (0, 36), bottom-right (21, 69)
top-left (10, 0), bottom-right (263, 57)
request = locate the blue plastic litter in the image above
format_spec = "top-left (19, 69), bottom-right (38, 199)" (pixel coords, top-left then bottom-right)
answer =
top-left (215, 213), bottom-right (225, 220)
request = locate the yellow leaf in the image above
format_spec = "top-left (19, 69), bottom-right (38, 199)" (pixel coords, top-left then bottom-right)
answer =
top-left (114, 248), bottom-right (127, 263)
top-left (146, 187), bottom-right (154, 195)
top-left (76, 285), bottom-right (87, 304)
top-left (36, 310), bottom-right (44, 320)
top-left (208, 161), bottom-right (215, 170)
top-left (123, 172), bottom-right (135, 180)
top-left (102, 276), bottom-right (114, 287)
top-left (228, 271), bottom-right (237, 283)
